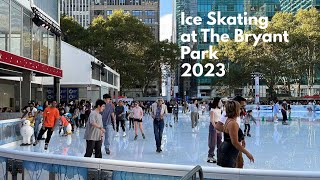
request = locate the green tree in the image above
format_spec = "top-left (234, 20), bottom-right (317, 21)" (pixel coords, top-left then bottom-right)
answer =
top-left (60, 15), bottom-right (87, 49)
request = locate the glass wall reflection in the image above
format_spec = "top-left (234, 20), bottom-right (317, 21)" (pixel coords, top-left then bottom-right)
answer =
top-left (0, 0), bottom-right (10, 51)
top-left (0, 0), bottom-right (60, 68)
top-left (10, 1), bottom-right (22, 56)
top-left (23, 10), bottom-right (32, 59)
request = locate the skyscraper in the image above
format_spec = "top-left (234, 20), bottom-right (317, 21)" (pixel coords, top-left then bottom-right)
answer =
top-left (175, 0), bottom-right (281, 98)
top-left (90, 0), bottom-right (160, 41)
top-left (280, 0), bottom-right (320, 13)
top-left (61, 0), bottom-right (91, 28)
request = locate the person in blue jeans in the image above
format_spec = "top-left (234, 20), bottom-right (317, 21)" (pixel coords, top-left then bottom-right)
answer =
top-left (151, 98), bottom-right (168, 153)
top-left (102, 94), bottom-right (115, 155)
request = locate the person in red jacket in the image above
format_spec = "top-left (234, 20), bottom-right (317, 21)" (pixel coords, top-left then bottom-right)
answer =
top-left (33, 101), bottom-right (60, 150)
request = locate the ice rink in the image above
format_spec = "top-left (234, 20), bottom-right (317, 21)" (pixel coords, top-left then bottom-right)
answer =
top-left (1, 111), bottom-right (320, 172)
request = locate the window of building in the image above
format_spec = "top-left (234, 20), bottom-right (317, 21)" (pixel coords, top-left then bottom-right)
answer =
top-left (48, 31), bottom-right (56, 67)
top-left (41, 28), bottom-right (48, 64)
top-left (10, 2), bottom-right (22, 56)
top-left (108, 71), bottom-right (114, 85)
top-left (132, 10), bottom-right (142, 16)
top-left (124, 10), bottom-right (130, 14)
top-left (32, 24), bottom-right (41, 62)
top-left (0, 0), bottom-right (10, 51)
top-left (144, 18), bottom-right (155, 24)
top-left (134, 0), bottom-right (140, 5)
top-left (106, 10), bottom-right (112, 15)
top-left (94, 10), bottom-right (104, 16)
top-left (119, 0), bottom-right (125, 5)
top-left (23, 10), bottom-right (32, 59)
top-left (145, 10), bottom-right (155, 16)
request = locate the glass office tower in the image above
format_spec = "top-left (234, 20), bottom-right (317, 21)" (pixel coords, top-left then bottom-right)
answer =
top-left (280, 0), bottom-right (320, 13)
top-left (175, 0), bottom-right (281, 98)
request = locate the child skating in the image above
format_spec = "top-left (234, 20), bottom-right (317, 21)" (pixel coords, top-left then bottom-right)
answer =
top-left (244, 110), bottom-right (256, 137)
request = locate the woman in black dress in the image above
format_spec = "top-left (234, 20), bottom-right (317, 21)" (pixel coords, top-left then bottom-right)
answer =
top-left (217, 100), bottom-right (254, 168)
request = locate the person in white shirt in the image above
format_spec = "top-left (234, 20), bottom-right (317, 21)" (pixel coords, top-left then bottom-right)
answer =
top-left (21, 102), bottom-right (37, 119)
top-left (207, 97), bottom-right (223, 163)
top-left (189, 100), bottom-right (199, 132)
top-left (201, 102), bottom-right (207, 115)
top-left (151, 98), bottom-right (168, 153)
top-left (133, 102), bottom-right (145, 140)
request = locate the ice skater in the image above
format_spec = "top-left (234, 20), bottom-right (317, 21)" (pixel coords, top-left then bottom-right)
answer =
top-left (102, 94), bottom-right (115, 155)
top-left (281, 100), bottom-right (288, 125)
top-left (33, 101), bottom-right (60, 150)
top-left (207, 97), bottom-right (223, 163)
top-left (133, 102), bottom-right (145, 140)
top-left (151, 98), bottom-right (167, 153)
top-left (173, 101), bottom-right (179, 123)
top-left (244, 110), bottom-right (256, 137)
top-left (84, 99), bottom-right (106, 158)
top-left (115, 100), bottom-right (126, 137)
top-left (273, 100), bottom-right (280, 122)
top-left (165, 100), bottom-right (173, 127)
top-left (189, 100), bottom-right (199, 133)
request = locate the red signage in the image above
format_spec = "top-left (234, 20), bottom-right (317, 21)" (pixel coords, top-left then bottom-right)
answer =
top-left (0, 50), bottom-right (62, 78)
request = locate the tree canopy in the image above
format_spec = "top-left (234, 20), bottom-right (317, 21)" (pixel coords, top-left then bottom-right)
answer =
top-left (61, 10), bottom-right (180, 96)
top-left (207, 8), bottom-right (320, 99)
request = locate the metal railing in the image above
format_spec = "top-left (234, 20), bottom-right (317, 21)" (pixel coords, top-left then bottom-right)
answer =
top-left (181, 165), bottom-right (204, 180)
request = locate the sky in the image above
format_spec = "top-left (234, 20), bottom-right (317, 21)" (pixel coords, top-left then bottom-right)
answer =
top-left (160, 0), bottom-right (173, 41)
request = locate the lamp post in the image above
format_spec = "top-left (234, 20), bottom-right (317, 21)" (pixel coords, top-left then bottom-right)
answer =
top-left (251, 72), bottom-right (263, 104)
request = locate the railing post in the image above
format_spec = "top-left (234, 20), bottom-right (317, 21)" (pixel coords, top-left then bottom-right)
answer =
top-left (7, 159), bottom-right (23, 180)
top-left (88, 168), bottom-right (100, 180)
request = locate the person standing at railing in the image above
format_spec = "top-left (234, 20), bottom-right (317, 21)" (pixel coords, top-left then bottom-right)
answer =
top-left (84, 99), bottom-right (106, 158)
top-left (33, 101), bottom-right (60, 150)
top-left (217, 100), bottom-right (254, 168)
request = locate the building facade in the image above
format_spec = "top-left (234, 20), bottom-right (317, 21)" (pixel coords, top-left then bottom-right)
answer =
top-left (280, 0), bottom-right (320, 12)
top-left (175, 0), bottom-right (281, 99)
top-left (90, 0), bottom-right (160, 41)
top-left (60, 0), bottom-right (91, 28)
top-left (0, 0), bottom-right (62, 112)
top-left (41, 42), bottom-right (120, 104)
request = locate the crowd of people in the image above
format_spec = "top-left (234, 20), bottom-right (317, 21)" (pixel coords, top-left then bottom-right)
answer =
top-left (19, 95), bottom-right (274, 169)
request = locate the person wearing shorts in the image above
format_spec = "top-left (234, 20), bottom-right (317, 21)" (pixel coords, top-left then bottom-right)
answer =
top-left (133, 102), bottom-right (145, 140)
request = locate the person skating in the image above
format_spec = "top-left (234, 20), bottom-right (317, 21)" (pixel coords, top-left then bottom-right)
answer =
top-left (173, 101), bottom-right (179, 123)
top-left (151, 98), bottom-right (168, 153)
top-left (273, 100), bottom-right (280, 122)
top-left (166, 100), bottom-right (173, 127)
top-left (215, 96), bottom-right (247, 168)
top-left (244, 110), bottom-right (257, 137)
top-left (281, 100), bottom-right (289, 125)
top-left (133, 102), bottom-right (145, 140)
top-left (217, 100), bottom-right (254, 168)
top-left (189, 100), bottom-right (199, 133)
top-left (102, 94), bottom-right (115, 155)
top-left (84, 99), bottom-right (106, 158)
top-left (33, 101), bottom-right (60, 150)
top-left (115, 100), bottom-right (126, 137)
top-left (207, 97), bottom-right (223, 163)
top-left (128, 105), bottom-right (134, 130)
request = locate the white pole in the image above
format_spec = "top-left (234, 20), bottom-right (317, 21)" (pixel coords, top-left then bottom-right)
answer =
top-left (255, 74), bottom-right (260, 104)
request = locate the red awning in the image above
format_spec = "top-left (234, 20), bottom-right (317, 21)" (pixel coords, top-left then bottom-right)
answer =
top-left (0, 50), bottom-right (62, 78)
top-left (302, 95), bottom-right (320, 98)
